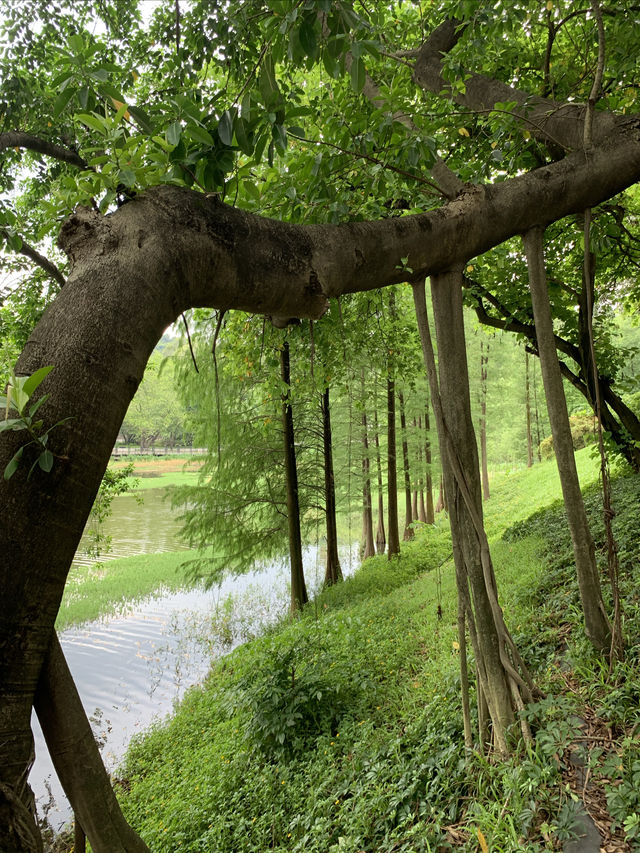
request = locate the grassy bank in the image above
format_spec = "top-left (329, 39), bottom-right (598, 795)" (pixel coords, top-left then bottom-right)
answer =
top-left (62, 451), bottom-right (600, 632)
top-left (57, 550), bottom-right (201, 631)
top-left (113, 448), bottom-right (640, 850)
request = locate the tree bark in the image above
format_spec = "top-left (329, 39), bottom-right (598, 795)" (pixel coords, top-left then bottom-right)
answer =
top-left (360, 386), bottom-right (376, 561)
top-left (522, 228), bottom-right (611, 653)
top-left (280, 340), bottom-right (308, 613)
top-left (479, 339), bottom-right (490, 501)
top-left (424, 407), bottom-right (435, 523)
top-left (414, 416), bottom-right (426, 523)
top-left (321, 387), bottom-right (342, 586)
top-left (373, 405), bottom-right (386, 554)
top-left (413, 277), bottom-right (535, 753)
top-left (525, 351), bottom-right (534, 468)
top-left (1, 106), bottom-right (640, 838)
top-left (398, 390), bottom-right (414, 540)
top-left (386, 374), bottom-right (400, 558)
top-left (34, 634), bottom-right (150, 853)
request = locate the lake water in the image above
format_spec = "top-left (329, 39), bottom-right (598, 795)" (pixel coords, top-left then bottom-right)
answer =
top-left (72, 486), bottom-right (189, 567)
top-left (33, 486), bottom-right (357, 830)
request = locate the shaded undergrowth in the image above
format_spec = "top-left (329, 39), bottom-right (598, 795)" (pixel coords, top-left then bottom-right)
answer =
top-left (48, 448), bottom-right (635, 851)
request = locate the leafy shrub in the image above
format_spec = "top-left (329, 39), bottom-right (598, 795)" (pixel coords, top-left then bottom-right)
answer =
top-left (538, 412), bottom-right (597, 459)
top-left (231, 631), bottom-right (373, 759)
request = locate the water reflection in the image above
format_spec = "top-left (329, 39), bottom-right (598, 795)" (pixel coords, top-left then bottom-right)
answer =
top-left (33, 535), bottom-right (355, 830)
top-left (73, 488), bottom-right (187, 568)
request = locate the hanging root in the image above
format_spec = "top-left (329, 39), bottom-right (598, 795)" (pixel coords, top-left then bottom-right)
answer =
top-left (412, 278), bottom-right (537, 754)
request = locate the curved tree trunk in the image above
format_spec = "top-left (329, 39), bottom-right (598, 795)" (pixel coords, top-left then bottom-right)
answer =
top-left (523, 228), bottom-right (610, 653)
top-left (1, 114), bottom-right (640, 841)
top-left (280, 340), bottom-right (308, 613)
top-left (321, 387), bottom-right (342, 586)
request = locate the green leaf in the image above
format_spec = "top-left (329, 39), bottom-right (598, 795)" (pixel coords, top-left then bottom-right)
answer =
top-left (287, 126), bottom-right (305, 138)
top-left (186, 123), bottom-right (214, 147)
top-left (128, 105), bottom-right (155, 134)
top-left (272, 123), bottom-right (287, 154)
top-left (0, 418), bottom-right (25, 432)
top-left (259, 53), bottom-right (280, 105)
top-left (38, 450), bottom-right (54, 473)
top-left (113, 102), bottom-right (129, 125)
top-left (53, 86), bottom-right (76, 119)
top-left (323, 49), bottom-right (340, 78)
top-left (77, 86), bottom-right (90, 110)
top-left (118, 168), bottom-right (136, 188)
top-left (5, 232), bottom-right (22, 252)
top-left (67, 34), bottom-right (85, 55)
top-left (4, 446), bottom-right (24, 480)
top-left (350, 56), bottom-right (366, 93)
top-left (90, 68), bottom-right (109, 83)
top-left (234, 117), bottom-right (254, 156)
top-left (23, 365), bottom-right (54, 398)
top-left (298, 20), bottom-right (317, 57)
top-left (98, 81), bottom-right (126, 103)
top-left (217, 110), bottom-right (234, 147)
top-left (166, 120), bottom-right (182, 147)
top-left (243, 180), bottom-right (260, 201)
top-left (77, 113), bottom-right (109, 134)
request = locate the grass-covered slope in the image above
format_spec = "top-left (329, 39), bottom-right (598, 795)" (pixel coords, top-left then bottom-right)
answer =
top-left (114, 449), bottom-right (640, 851)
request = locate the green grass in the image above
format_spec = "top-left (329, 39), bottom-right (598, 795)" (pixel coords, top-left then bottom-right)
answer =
top-left (110, 448), bottom-right (640, 852)
top-left (56, 549), bottom-right (201, 630)
top-left (132, 471), bottom-right (199, 491)
top-left (482, 446), bottom-right (601, 537)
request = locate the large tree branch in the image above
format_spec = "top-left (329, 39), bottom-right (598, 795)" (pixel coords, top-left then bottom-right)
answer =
top-left (0, 229), bottom-right (66, 288)
top-left (58, 127), bottom-right (640, 328)
top-left (412, 18), bottom-right (625, 151)
top-left (0, 131), bottom-right (88, 170)
top-left (1, 117), bottom-right (640, 836)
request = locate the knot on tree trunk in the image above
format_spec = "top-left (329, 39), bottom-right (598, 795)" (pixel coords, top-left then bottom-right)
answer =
top-left (58, 206), bottom-right (116, 265)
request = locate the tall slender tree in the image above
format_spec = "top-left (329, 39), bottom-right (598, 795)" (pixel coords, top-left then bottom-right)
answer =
top-left (280, 339), bottom-right (308, 613)
top-left (321, 386), bottom-right (342, 586)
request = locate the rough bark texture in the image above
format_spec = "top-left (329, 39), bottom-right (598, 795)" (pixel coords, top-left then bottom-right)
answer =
top-left (1, 65), bottom-right (640, 835)
top-left (322, 388), bottom-right (343, 586)
top-left (428, 275), bottom-right (514, 741)
top-left (280, 340), bottom-right (308, 613)
top-left (523, 228), bottom-right (610, 653)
